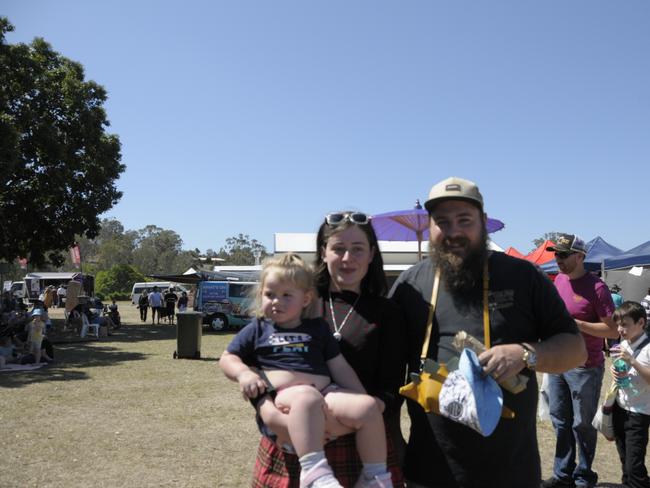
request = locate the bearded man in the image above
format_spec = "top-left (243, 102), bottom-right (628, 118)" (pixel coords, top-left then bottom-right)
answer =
top-left (389, 177), bottom-right (587, 488)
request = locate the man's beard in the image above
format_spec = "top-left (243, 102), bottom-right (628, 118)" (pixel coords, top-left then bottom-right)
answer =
top-left (430, 227), bottom-right (489, 297)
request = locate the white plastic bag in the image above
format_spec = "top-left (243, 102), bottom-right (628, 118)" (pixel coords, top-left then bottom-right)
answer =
top-left (592, 382), bottom-right (617, 441)
top-left (537, 373), bottom-right (551, 421)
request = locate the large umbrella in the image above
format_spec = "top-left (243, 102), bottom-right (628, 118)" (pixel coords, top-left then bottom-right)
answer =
top-left (371, 200), bottom-right (505, 260)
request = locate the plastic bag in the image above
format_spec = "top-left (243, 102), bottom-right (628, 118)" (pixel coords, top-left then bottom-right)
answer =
top-left (537, 373), bottom-right (551, 421)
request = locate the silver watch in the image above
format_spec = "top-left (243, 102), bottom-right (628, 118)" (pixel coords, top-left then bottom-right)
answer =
top-left (521, 343), bottom-right (537, 371)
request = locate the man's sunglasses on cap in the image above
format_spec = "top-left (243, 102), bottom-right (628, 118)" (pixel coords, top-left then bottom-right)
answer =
top-left (554, 251), bottom-right (576, 259)
top-left (325, 212), bottom-right (369, 226)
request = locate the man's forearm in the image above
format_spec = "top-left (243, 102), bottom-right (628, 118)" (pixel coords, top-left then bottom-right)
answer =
top-left (535, 332), bottom-right (587, 373)
top-left (576, 319), bottom-right (619, 339)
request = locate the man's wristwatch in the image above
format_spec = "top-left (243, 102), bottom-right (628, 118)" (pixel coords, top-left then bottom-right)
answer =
top-left (521, 343), bottom-right (537, 371)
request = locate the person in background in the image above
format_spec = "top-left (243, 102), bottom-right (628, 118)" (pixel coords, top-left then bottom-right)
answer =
top-left (250, 211), bottom-right (406, 488)
top-left (164, 287), bottom-right (178, 325)
top-left (607, 284), bottom-right (625, 352)
top-left (390, 177), bottom-right (585, 488)
top-left (611, 285), bottom-right (624, 309)
top-left (177, 291), bottom-right (189, 313)
top-left (544, 233), bottom-right (618, 488)
top-left (610, 301), bottom-right (650, 488)
top-left (57, 284), bottom-right (66, 309)
top-left (108, 299), bottom-right (121, 328)
top-left (28, 309), bottom-right (46, 364)
top-left (138, 289), bottom-right (149, 322)
top-left (56, 284), bottom-right (67, 307)
top-left (641, 287), bottom-right (650, 322)
top-left (148, 286), bottom-right (164, 325)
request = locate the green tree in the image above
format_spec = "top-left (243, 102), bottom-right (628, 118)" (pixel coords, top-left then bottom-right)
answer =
top-left (531, 232), bottom-right (564, 252)
top-left (95, 264), bottom-right (145, 298)
top-left (0, 18), bottom-right (124, 267)
top-left (133, 225), bottom-right (185, 275)
top-left (217, 234), bottom-right (268, 265)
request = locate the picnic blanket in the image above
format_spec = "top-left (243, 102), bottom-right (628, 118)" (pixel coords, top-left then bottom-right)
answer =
top-left (0, 362), bottom-right (48, 373)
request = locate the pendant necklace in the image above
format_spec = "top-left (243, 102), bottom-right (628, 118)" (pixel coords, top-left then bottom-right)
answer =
top-left (328, 293), bottom-right (360, 341)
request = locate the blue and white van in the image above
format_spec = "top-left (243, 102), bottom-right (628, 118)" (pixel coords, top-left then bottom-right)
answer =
top-left (193, 281), bottom-right (257, 331)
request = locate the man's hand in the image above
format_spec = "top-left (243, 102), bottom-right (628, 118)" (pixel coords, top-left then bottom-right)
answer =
top-left (237, 370), bottom-right (267, 400)
top-left (479, 344), bottom-right (526, 382)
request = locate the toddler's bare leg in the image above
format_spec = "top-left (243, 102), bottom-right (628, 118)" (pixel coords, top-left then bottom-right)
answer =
top-left (324, 390), bottom-right (386, 463)
top-left (274, 385), bottom-right (326, 457)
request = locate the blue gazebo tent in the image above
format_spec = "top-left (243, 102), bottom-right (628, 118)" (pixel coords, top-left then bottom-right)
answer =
top-left (540, 236), bottom-right (623, 274)
top-left (603, 239), bottom-right (650, 271)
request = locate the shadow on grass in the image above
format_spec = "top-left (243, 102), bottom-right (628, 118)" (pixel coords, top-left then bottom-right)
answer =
top-left (597, 484), bottom-right (623, 487)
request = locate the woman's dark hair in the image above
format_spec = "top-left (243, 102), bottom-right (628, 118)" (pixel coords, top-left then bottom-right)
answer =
top-left (314, 213), bottom-right (387, 297)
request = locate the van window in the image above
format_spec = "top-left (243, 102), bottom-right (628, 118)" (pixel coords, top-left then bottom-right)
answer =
top-left (229, 284), bottom-right (255, 299)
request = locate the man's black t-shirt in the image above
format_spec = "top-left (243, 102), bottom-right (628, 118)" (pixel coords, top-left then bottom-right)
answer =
top-left (389, 252), bottom-right (579, 488)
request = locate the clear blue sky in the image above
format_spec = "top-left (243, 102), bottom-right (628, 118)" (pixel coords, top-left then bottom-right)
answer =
top-left (5, 1), bottom-right (649, 255)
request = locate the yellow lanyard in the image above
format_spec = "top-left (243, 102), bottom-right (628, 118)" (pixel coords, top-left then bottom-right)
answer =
top-left (420, 261), bottom-right (490, 364)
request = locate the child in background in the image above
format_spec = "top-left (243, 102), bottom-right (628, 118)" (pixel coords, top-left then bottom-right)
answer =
top-left (610, 301), bottom-right (650, 488)
top-left (28, 309), bottom-right (46, 364)
top-left (219, 254), bottom-right (391, 488)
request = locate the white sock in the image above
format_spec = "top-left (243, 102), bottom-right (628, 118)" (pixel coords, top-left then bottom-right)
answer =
top-left (299, 451), bottom-right (341, 487)
top-left (361, 463), bottom-right (389, 480)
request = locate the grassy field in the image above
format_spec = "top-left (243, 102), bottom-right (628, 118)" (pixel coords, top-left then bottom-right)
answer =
top-left (0, 302), bottom-right (632, 487)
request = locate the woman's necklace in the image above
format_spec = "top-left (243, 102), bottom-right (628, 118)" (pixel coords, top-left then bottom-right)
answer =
top-left (328, 293), bottom-right (360, 341)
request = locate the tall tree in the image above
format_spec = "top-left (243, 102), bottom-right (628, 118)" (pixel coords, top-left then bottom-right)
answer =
top-left (532, 232), bottom-right (564, 252)
top-left (218, 234), bottom-right (268, 265)
top-left (133, 225), bottom-right (185, 275)
top-left (0, 18), bottom-right (124, 267)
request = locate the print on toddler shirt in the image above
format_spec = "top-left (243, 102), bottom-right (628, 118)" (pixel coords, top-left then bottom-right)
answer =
top-left (269, 332), bottom-right (312, 353)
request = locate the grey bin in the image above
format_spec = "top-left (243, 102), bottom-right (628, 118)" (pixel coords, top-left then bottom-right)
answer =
top-left (174, 311), bottom-right (202, 359)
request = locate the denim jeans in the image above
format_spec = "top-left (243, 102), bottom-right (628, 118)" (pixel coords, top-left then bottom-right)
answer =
top-left (547, 366), bottom-right (604, 487)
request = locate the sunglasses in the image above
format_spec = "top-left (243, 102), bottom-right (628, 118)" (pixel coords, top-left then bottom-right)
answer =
top-left (325, 212), bottom-right (370, 226)
top-left (554, 251), bottom-right (575, 259)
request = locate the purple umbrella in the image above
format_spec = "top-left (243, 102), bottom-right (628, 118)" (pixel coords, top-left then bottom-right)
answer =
top-left (371, 201), bottom-right (505, 260)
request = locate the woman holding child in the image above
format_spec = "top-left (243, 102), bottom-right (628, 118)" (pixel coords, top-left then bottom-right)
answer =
top-left (222, 211), bottom-right (407, 488)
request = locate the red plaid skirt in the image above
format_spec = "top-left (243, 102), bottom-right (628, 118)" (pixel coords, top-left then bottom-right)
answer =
top-left (251, 433), bottom-right (404, 488)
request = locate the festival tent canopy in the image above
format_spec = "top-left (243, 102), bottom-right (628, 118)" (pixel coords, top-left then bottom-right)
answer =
top-left (603, 239), bottom-right (650, 270)
top-left (541, 236), bottom-right (624, 273)
top-left (505, 247), bottom-right (525, 259)
top-left (524, 240), bottom-right (556, 265)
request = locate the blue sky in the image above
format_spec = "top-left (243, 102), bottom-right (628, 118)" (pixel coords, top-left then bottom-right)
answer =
top-left (4, 1), bottom-right (649, 255)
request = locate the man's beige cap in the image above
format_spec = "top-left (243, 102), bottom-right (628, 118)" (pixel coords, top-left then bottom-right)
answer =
top-left (424, 176), bottom-right (484, 212)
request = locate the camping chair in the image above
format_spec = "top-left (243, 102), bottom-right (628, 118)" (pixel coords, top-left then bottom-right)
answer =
top-left (80, 313), bottom-right (99, 339)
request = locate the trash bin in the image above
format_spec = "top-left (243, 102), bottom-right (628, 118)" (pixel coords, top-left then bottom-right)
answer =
top-left (174, 311), bottom-right (202, 359)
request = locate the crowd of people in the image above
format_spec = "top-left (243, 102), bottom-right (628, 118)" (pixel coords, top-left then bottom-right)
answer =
top-left (136, 286), bottom-right (188, 325)
top-left (219, 176), bottom-right (650, 488)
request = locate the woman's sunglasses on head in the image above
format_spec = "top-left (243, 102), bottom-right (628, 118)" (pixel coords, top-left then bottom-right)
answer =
top-left (325, 212), bottom-right (370, 226)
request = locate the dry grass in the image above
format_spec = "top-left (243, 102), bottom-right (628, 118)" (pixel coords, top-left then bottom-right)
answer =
top-left (0, 302), bottom-right (636, 487)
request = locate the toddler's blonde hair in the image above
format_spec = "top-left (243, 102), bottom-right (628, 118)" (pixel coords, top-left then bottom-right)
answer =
top-left (253, 253), bottom-right (315, 319)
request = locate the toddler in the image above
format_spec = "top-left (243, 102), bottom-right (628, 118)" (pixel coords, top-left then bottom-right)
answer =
top-left (220, 254), bottom-right (391, 488)
top-left (28, 309), bottom-right (46, 364)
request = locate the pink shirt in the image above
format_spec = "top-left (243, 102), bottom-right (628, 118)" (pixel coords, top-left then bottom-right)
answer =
top-left (554, 272), bottom-right (615, 368)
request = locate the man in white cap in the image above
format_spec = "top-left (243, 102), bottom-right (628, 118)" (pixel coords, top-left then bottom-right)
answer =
top-left (390, 176), bottom-right (587, 488)
top-left (543, 234), bottom-right (617, 488)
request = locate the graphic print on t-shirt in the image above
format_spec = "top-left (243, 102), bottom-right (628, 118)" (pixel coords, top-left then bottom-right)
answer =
top-left (268, 332), bottom-right (311, 353)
